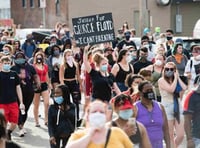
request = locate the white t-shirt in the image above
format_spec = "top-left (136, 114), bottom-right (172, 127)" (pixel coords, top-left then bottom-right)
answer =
top-left (184, 57), bottom-right (200, 87)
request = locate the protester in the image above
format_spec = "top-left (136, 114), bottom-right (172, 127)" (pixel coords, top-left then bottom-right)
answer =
top-left (33, 52), bottom-right (50, 127)
top-left (111, 49), bottom-right (134, 91)
top-left (133, 47), bottom-right (152, 74)
top-left (111, 94), bottom-right (151, 148)
top-left (158, 62), bottom-right (187, 147)
top-left (116, 31), bottom-right (137, 52)
top-left (66, 100), bottom-right (133, 148)
top-left (0, 56), bottom-right (25, 140)
top-left (123, 74), bottom-right (144, 102)
top-left (143, 54), bottom-right (165, 102)
top-left (134, 81), bottom-right (170, 148)
top-left (166, 43), bottom-right (188, 76)
top-left (11, 52), bottom-right (40, 137)
top-left (46, 45), bottom-right (62, 92)
top-left (184, 45), bottom-right (200, 88)
top-left (59, 49), bottom-right (82, 120)
top-left (183, 74), bottom-right (200, 148)
top-left (22, 33), bottom-right (37, 58)
top-left (48, 84), bottom-right (76, 148)
top-left (165, 29), bottom-right (174, 57)
top-left (83, 46), bottom-right (121, 103)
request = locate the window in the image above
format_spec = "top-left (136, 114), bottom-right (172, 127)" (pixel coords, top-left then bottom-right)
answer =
top-left (30, 0), bottom-right (34, 8)
top-left (55, 0), bottom-right (61, 16)
top-left (22, 0), bottom-right (26, 8)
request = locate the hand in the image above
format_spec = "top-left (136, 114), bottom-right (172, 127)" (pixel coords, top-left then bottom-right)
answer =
top-left (20, 103), bottom-right (25, 110)
top-left (123, 123), bottom-right (137, 137)
top-left (50, 136), bottom-right (56, 145)
top-left (187, 139), bottom-right (195, 148)
top-left (186, 73), bottom-right (192, 79)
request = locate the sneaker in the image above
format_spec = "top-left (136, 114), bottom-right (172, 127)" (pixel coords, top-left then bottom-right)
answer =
top-left (19, 129), bottom-right (24, 137)
top-left (23, 128), bottom-right (27, 134)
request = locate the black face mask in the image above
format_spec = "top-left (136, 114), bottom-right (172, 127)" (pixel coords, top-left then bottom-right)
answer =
top-left (36, 58), bottom-right (42, 63)
top-left (166, 36), bottom-right (173, 41)
top-left (125, 36), bottom-right (130, 41)
top-left (143, 91), bottom-right (155, 100)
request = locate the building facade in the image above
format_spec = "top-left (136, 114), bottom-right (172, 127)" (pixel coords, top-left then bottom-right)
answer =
top-left (10, 0), bottom-right (200, 36)
top-left (10, 0), bottom-right (69, 28)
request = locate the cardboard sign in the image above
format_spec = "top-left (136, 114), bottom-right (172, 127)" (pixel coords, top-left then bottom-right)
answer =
top-left (72, 12), bottom-right (115, 46)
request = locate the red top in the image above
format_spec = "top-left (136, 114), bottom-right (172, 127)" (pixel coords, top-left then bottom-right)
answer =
top-left (34, 64), bottom-right (48, 82)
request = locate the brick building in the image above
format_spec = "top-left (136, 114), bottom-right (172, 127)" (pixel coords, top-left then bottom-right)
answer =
top-left (10, 0), bottom-right (200, 36)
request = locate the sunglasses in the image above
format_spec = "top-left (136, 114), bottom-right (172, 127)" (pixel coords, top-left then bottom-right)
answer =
top-left (165, 68), bottom-right (174, 71)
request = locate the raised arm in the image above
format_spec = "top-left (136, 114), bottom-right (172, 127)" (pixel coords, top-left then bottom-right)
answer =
top-left (83, 46), bottom-right (92, 73)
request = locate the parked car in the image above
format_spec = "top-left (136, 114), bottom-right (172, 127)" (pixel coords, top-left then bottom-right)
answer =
top-left (15, 28), bottom-right (52, 44)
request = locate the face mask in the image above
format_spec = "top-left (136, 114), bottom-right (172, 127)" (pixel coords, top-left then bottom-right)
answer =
top-left (36, 58), bottom-right (42, 63)
top-left (54, 96), bottom-right (64, 105)
top-left (165, 70), bottom-right (174, 77)
top-left (125, 36), bottom-right (130, 41)
top-left (143, 44), bottom-right (149, 49)
top-left (53, 50), bottom-right (60, 56)
top-left (140, 55), bottom-right (147, 61)
top-left (126, 55), bottom-right (132, 63)
top-left (155, 60), bottom-right (162, 66)
top-left (3, 50), bottom-right (10, 55)
top-left (143, 91), bottom-right (155, 100)
top-left (195, 55), bottom-right (200, 61)
top-left (166, 36), bottom-right (172, 41)
top-left (66, 56), bottom-right (73, 62)
top-left (100, 64), bottom-right (108, 72)
top-left (89, 112), bottom-right (106, 129)
top-left (119, 109), bottom-right (133, 120)
top-left (15, 58), bottom-right (26, 65)
top-left (131, 55), bottom-right (137, 61)
top-left (2, 64), bottom-right (11, 71)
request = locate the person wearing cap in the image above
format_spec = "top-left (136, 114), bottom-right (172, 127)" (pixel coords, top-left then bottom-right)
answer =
top-left (165, 29), bottom-right (174, 54)
top-left (184, 45), bottom-right (200, 88)
top-left (11, 52), bottom-right (40, 137)
top-left (183, 74), bottom-right (200, 148)
top-left (116, 30), bottom-right (137, 52)
top-left (134, 81), bottom-right (170, 148)
top-left (110, 94), bottom-right (151, 148)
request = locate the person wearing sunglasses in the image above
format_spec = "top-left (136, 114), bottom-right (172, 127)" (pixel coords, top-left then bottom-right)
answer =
top-left (158, 62), bottom-right (187, 148)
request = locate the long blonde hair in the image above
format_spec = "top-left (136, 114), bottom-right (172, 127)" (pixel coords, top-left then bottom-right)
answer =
top-left (62, 49), bottom-right (77, 69)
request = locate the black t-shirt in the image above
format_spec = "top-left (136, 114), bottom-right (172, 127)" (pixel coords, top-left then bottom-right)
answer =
top-left (133, 60), bottom-right (153, 74)
top-left (0, 71), bottom-right (20, 104)
top-left (183, 91), bottom-right (200, 139)
top-left (117, 40), bottom-right (137, 51)
top-left (11, 63), bottom-right (37, 90)
top-left (90, 69), bottom-right (115, 102)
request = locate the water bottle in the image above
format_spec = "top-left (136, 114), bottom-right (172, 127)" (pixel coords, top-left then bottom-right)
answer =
top-left (20, 109), bottom-right (25, 115)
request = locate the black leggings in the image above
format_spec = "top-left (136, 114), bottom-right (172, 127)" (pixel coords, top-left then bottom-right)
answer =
top-left (64, 80), bottom-right (81, 119)
top-left (50, 136), bottom-right (69, 148)
top-left (18, 85), bottom-right (34, 126)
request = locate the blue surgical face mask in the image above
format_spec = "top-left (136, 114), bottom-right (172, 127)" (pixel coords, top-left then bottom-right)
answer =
top-left (15, 58), bottom-right (26, 65)
top-left (2, 64), bottom-right (11, 71)
top-left (100, 64), bottom-right (108, 72)
top-left (119, 109), bottom-right (133, 120)
top-left (54, 96), bottom-right (64, 105)
top-left (53, 50), bottom-right (60, 56)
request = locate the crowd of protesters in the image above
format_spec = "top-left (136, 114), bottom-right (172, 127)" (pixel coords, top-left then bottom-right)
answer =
top-left (0, 21), bottom-right (200, 148)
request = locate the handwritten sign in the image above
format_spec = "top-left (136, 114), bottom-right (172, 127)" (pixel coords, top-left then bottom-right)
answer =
top-left (72, 13), bottom-right (115, 46)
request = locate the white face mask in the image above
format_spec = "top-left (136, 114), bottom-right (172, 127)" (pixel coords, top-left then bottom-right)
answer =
top-left (155, 59), bottom-right (163, 66)
top-left (89, 112), bottom-right (106, 129)
top-left (126, 55), bottom-right (132, 63)
top-left (66, 56), bottom-right (73, 66)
